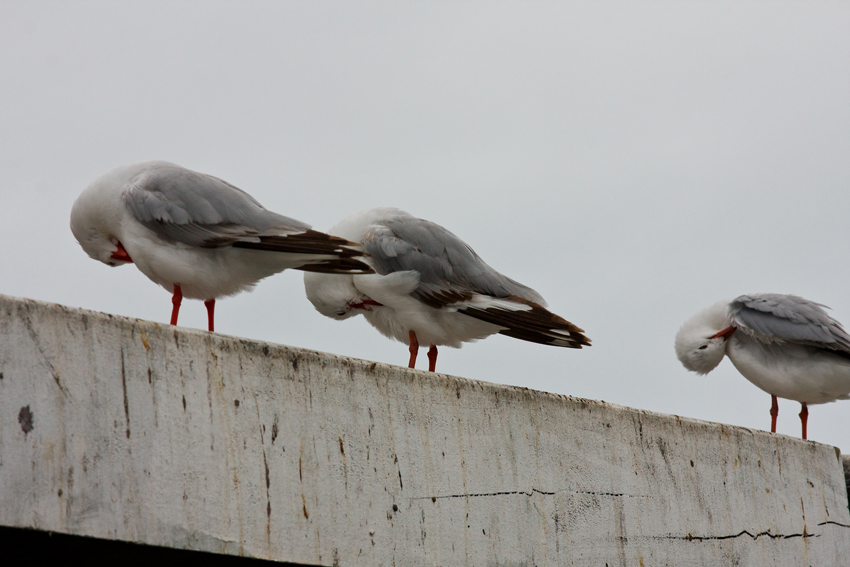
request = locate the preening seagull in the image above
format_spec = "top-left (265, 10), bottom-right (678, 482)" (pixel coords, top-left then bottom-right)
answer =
top-left (675, 293), bottom-right (850, 439)
top-left (304, 207), bottom-right (590, 371)
top-left (70, 161), bottom-right (372, 331)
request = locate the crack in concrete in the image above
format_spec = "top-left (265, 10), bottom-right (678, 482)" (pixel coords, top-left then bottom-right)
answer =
top-left (21, 307), bottom-right (68, 396)
top-left (667, 529), bottom-right (818, 541)
top-left (410, 488), bottom-right (651, 500)
top-left (818, 520), bottom-right (850, 529)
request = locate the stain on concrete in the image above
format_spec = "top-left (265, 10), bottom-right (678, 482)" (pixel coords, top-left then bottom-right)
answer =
top-left (138, 328), bottom-right (151, 350)
top-left (18, 405), bottom-right (33, 435)
top-left (120, 352), bottom-right (130, 438)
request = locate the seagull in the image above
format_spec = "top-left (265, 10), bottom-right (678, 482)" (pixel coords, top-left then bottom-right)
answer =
top-left (675, 293), bottom-right (850, 439)
top-left (70, 161), bottom-right (372, 331)
top-left (304, 207), bottom-right (590, 371)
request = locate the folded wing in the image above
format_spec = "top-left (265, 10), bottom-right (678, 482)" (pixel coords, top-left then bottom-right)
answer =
top-left (363, 214), bottom-right (590, 348)
top-left (123, 162), bottom-right (371, 273)
top-left (730, 293), bottom-right (850, 356)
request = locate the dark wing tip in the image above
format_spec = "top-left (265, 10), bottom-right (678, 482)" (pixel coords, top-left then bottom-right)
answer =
top-left (232, 230), bottom-right (366, 258)
top-left (460, 295), bottom-right (591, 349)
top-left (231, 230), bottom-right (374, 273)
top-left (296, 257), bottom-right (375, 274)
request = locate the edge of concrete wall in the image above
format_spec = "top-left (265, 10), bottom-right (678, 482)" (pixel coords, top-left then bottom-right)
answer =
top-left (1, 294), bottom-right (849, 566)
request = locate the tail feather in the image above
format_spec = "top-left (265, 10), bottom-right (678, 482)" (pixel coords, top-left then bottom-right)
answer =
top-left (232, 230), bottom-right (363, 256)
top-left (233, 230), bottom-right (374, 274)
top-left (460, 295), bottom-right (590, 349)
top-left (296, 257), bottom-right (373, 274)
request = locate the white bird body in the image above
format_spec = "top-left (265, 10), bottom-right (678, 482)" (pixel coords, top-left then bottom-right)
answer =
top-left (115, 217), bottom-right (327, 300)
top-left (71, 161), bottom-right (370, 329)
top-left (356, 273), bottom-right (507, 347)
top-left (305, 207), bottom-right (589, 370)
top-left (726, 334), bottom-right (850, 404)
top-left (675, 293), bottom-right (850, 438)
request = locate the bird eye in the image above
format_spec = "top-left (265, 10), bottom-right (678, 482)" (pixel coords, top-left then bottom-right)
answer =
top-left (698, 345), bottom-right (708, 350)
top-left (335, 311), bottom-right (346, 317)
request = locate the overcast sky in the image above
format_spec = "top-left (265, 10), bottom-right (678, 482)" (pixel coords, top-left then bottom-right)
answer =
top-left (2, 2), bottom-right (849, 449)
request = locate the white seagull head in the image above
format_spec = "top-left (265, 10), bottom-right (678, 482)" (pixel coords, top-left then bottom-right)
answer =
top-left (304, 271), bottom-right (373, 321)
top-left (674, 299), bottom-right (734, 375)
top-left (70, 169), bottom-right (132, 267)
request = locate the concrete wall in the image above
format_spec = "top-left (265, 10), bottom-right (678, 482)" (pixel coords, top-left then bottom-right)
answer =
top-left (1, 294), bottom-right (848, 566)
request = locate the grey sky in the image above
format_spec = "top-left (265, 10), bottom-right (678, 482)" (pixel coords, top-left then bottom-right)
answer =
top-left (2, 2), bottom-right (849, 448)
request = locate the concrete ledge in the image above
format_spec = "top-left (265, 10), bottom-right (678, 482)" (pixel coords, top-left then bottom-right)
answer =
top-left (1, 294), bottom-right (849, 566)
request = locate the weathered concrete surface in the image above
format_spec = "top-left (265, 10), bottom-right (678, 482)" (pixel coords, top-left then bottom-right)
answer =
top-left (844, 455), bottom-right (850, 515)
top-left (1, 294), bottom-right (849, 566)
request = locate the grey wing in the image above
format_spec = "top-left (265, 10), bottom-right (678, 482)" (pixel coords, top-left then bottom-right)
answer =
top-left (363, 215), bottom-right (546, 306)
top-left (122, 162), bottom-right (312, 247)
top-left (362, 215), bottom-right (590, 348)
top-left (729, 293), bottom-right (850, 354)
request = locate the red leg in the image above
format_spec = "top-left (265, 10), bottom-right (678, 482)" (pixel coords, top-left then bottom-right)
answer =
top-left (770, 395), bottom-right (778, 433)
top-left (408, 330), bottom-right (419, 369)
top-left (427, 345), bottom-right (438, 372)
top-left (170, 285), bottom-right (183, 326)
top-left (799, 402), bottom-right (808, 440)
top-left (204, 299), bottom-right (215, 332)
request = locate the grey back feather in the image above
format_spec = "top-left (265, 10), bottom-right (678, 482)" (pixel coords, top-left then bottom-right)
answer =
top-left (123, 162), bottom-right (311, 247)
top-left (730, 293), bottom-right (850, 353)
top-left (362, 214), bottom-right (546, 307)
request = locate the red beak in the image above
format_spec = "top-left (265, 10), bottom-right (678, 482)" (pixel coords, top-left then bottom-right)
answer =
top-left (711, 326), bottom-right (735, 340)
top-left (349, 299), bottom-right (382, 310)
top-left (110, 242), bottom-right (133, 263)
